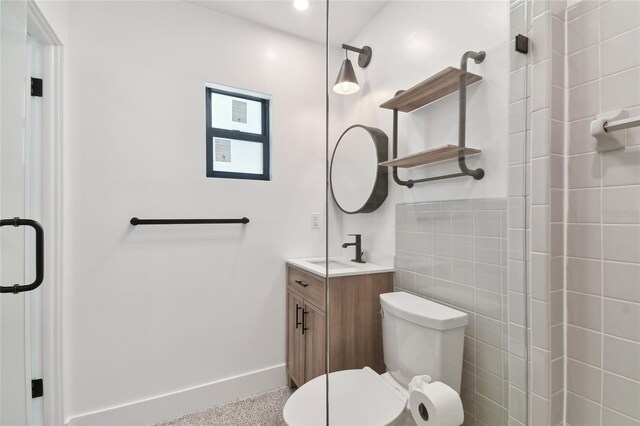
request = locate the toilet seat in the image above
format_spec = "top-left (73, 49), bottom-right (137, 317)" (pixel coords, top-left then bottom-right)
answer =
top-left (283, 367), bottom-right (407, 426)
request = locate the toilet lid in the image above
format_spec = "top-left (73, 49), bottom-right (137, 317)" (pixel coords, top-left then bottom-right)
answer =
top-left (283, 367), bottom-right (406, 426)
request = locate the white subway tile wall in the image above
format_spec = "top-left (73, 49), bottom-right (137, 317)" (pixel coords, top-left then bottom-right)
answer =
top-left (512, 0), bottom-right (568, 424)
top-left (395, 199), bottom-right (510, 426)
top-left (565, 1), bottom-right (640, 425)
top-left (515, 0), bottom-right (640, 425)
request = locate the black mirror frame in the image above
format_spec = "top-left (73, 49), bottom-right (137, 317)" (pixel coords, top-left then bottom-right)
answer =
top-left (330, 124), bottom-right (389, 214)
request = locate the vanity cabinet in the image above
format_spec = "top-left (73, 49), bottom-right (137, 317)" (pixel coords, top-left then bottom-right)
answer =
top-left (286, 264), bottom-right (394, 387)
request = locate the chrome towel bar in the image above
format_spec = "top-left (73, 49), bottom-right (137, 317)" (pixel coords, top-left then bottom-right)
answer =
top-left (604, 115), bottom-right (640, 133)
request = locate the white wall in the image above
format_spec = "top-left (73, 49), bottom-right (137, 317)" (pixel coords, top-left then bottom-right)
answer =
top-left (59, 1), bottom-right (334, 423)
top-left (330, 1), bottom-right (510, 260)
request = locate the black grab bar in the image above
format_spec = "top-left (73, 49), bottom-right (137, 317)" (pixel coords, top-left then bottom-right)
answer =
top-left (130, 217), bottom-right (249, 226)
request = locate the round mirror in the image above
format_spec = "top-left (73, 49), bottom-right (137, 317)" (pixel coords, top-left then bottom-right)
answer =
top-left (330, 125), bottom-right (388, 214)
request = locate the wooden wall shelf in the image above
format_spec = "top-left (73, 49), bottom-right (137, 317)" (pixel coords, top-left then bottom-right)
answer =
top-left (380, 67), bottom-right (482, 113)
top-left (380, 51), bottom-right (487, 186)
top-left (380, 145), bottom-right (481, 168)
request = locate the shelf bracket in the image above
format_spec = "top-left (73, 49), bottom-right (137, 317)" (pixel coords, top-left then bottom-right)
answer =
top-left (389, 51), bottom-right (486, 188)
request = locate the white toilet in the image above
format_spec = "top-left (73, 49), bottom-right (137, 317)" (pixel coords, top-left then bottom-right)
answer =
top-left (283, 291), bottom-right (468, 426)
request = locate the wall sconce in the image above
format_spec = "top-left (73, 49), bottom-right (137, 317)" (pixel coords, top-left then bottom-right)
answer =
top-left (333, 44), bottom-right (372, 95)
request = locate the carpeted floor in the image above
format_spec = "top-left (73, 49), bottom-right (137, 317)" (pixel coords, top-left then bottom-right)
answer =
top-left (153, 387), bottom-right (293, 426)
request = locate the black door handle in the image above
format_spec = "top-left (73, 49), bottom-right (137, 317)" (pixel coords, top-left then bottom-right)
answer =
top-left (294, 279), bottom-right (309, 288)
top-left (0, 218), bottom-right (44, 294)
top-left (295, 304), bottom-right (302, 329)
top-left (302, 309), bottom-right (309, 335)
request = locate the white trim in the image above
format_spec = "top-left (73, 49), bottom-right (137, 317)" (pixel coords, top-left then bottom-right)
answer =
top-left (205, 81), bottom-right (272, 101)
top-left (26, 2), bottom-right (64, 425)
top-left (65, 364), bottom-right (287, 426)
top-left (26, 2), bottom-right (61, 46)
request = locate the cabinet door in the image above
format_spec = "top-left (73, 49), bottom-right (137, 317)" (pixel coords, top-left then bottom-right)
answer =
top-left (303, 301), bottom-right (326, 383)
top-left (286, 290), bottom-right (305, 386)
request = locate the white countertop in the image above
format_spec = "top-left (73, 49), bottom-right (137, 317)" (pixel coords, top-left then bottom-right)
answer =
top-left (286, 257), bottom-right (395, 278)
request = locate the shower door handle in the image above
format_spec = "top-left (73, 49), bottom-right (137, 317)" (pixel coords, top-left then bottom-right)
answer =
top-left (0, 218), bottom-right (44, 294)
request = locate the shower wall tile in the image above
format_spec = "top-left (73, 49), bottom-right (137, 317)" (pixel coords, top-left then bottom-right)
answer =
top-left (601, 67), bottom-right (640, 112)
top-left (602, 373), bottom-right (640, 420)
top-left (568, 44), bottom-right (599, 88)
top-left (568, 117), bottom-right (598, 154)
top-left (567, 224), bottom-right (601, 259)
top-left (567, 291), bottom-right (602, 331)
top-left (567, 189), bottom-right (601, 223)
top-left (564, 2), bottom-right (640, 425)
top-left (602, 186), bottom-right (640, 224)
top-left (599, 0), bottom-right (640, 40)
top-left (602, 409), bottom-right (640, 426)
top-left (566, 392), bottom-right (601, 426)
top-left (567, 7), bottom-right (599, 53)
top-left (602, 335), bottom-right (640, 382)
top-left (566, 257), bottom-right (601, 295)
top-left (600, 28), bottom-right (640, 77)
top-left (532, 12), bottom-right (551, 64)
top-left (602, 299), bottom-right (640, 342)
top-left (602, 262), bottom-right (640, 303)
top-left (550, 390), bottom-right (564, 426)
top-left (567, 152), bottom-right (601, 188)
top-left (524, 3), bottom-right (567, 424)
top-left (568, 81), bottom-right (599, 121)
top-left (567, 325), bottom-right (602, 367)
top-left (566, 0), bottom-right (598, 21)
top-left (395, 199), bottom-right (508, 424)
top-left (603, 225), bottom-right (640, 263)
top-left (566, 359), bottom-right (602, 403)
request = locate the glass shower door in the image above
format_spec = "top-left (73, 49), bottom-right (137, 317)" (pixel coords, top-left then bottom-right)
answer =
top-left (1, 1), bottom-right (37, 424)
top-left (325, 0), bottom-right (531, 425)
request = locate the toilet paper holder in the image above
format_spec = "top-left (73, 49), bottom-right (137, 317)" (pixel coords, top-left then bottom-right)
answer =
top-left (591, 109), bottom-right (640, 152)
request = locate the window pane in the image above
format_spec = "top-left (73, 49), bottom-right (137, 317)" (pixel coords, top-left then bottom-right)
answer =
top-left (211, 92), bottom-right (263, 134)
top-left (212, 137), bottom-right (263, 175)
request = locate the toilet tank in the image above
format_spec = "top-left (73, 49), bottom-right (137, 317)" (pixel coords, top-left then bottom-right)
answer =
top-left (380, 292), bottom-right (468, 393)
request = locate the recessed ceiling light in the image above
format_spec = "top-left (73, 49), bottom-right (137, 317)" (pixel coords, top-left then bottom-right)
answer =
top-left (293, 0), bottom-right (309, 11)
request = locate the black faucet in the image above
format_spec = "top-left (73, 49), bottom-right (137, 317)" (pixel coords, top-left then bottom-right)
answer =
top-left (342, 234), bottom-right (365, 263)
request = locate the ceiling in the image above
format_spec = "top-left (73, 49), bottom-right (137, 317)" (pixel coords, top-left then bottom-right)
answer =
top-left (190, 0), bottom-right (390, 46)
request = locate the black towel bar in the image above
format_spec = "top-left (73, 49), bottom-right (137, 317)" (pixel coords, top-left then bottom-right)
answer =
top-left (130, 217), bottom-right (249, 225)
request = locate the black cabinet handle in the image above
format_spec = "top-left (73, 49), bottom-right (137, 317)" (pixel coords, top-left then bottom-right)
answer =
top-left (295, 304), bottom-right (302, 329)
top-left (302, 309), bottom-right (309, 335)
top-left (0, 218), bottom-right (44, 294)
top-left (294, 279), bottom-right (309, 288)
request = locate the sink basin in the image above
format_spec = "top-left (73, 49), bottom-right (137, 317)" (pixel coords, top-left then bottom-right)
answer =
top-left (306, 259), bottom-right (356, 270)
top-left (286, 257), bottom-right (394, 278)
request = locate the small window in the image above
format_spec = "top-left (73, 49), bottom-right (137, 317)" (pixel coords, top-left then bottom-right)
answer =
top-left (206, 85), bottom-right (270, 180)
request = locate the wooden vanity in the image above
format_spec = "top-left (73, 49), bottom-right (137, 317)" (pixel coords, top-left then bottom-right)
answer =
top-left (285, 262), bottom-right (394, 387)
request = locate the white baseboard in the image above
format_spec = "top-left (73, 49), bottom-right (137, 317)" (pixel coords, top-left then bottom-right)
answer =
top-left (66, 364), bottom-right (287, 426)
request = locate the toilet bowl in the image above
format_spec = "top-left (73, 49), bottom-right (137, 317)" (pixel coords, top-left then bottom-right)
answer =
top-left (283, 292), bottom-right (468, 426)
top-left (283, 367), bottom-right (410, 426)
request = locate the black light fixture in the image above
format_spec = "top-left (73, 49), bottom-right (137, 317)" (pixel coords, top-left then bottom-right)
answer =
top-left (333, 44), bottom-right (372, 95)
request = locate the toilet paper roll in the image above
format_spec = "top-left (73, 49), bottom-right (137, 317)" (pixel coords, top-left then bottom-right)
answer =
top-left (409, 381), bottom-right (464, 426)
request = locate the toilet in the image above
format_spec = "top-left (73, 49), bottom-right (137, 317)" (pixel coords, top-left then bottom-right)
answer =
top-left (283, 291), bottom-right (468, 426)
